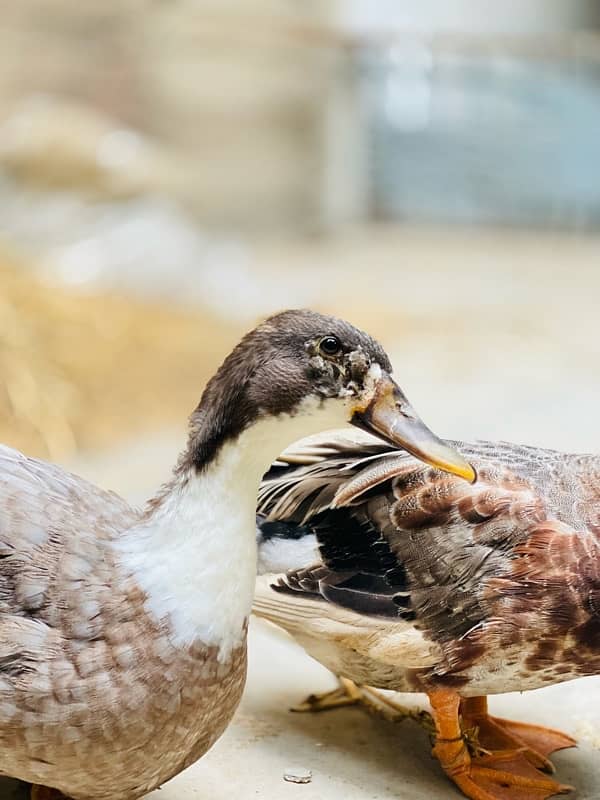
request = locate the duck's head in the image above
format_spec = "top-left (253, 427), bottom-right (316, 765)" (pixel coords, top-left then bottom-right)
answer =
top-left (186, 309), bottom-right (474, 482)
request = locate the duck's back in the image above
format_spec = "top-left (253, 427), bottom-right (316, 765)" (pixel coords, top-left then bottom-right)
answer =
top-left (454, 440), bottom-right (600, 531)
top-left (0, 442), bottom-right (135, 534)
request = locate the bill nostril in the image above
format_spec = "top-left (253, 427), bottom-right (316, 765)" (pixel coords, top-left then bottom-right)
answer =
top-left (397, 402), bottom-right (416, 419)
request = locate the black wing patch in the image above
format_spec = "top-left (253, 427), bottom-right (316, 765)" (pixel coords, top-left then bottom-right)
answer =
top-left (256, 515), bottom-right (314, 542)
top-left (273, 507), bottom-right (415, 620)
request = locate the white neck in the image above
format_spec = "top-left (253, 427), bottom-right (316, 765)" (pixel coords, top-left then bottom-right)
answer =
top-left (115, 396), bottom-right (351, 661)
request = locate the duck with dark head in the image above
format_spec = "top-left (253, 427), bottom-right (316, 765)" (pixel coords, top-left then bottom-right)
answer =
top-left (2, 309), bottom-right (473, 800)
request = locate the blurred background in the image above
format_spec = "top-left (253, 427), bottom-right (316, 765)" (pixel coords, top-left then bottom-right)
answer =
top-left (1, 0), bottom-right (600, 470)
top-left (2, 3), bottom-right (600, 799)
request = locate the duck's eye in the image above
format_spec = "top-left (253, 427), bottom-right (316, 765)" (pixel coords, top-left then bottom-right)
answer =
top-left (319, 335), bottom-right (342, 357)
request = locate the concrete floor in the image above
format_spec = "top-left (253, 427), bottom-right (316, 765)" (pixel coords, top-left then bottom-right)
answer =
top-left (4, 226), bottom-right (600, 798)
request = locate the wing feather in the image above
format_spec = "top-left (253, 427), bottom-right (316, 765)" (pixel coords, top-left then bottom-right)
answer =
top-left (257, 432), bottom-right (599, 675)
top-left (0, 444), bottom-right (135, 622)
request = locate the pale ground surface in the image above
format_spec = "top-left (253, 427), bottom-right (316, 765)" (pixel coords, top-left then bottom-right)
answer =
top-left (3, 225), bottom-right (600, 799)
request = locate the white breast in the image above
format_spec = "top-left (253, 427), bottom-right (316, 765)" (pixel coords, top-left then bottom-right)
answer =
top-left (114, 396), bottom-right (355, 662)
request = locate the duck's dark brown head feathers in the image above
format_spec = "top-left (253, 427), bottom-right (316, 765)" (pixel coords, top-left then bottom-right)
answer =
top-left (184, 310), bottom-right (393, 471)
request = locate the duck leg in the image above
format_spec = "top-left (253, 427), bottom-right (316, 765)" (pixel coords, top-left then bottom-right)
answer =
top-left (292, 676), bottom-right (429, 725)
top-left (292, 677), bottom-right (365, 712)
top-left (30, 786), bottom-right (68, 800)
top-left (429, 690), bottom-right (573, 800)
top-left (461, 697), bottom-right (577, 773)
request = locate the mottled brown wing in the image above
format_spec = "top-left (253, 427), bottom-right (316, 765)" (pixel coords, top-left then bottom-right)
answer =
top-left (260, 436), bottom-right (600, 670)
top-left (380, 461), bottom-right (561, 644)
top-left (0, 444), bottom-right (136, 646)
top-left (480, 519), bottom-right (600, 672)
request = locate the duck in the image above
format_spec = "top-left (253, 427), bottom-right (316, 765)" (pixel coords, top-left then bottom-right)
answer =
top-left (0, 309), bottom-right (473, 800)
top-left (253, 428), bottom-right (600, 800)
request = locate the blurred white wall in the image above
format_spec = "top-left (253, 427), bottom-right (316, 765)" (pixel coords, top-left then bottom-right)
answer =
top-left (1, 1), bottom-right (599, 232)
top-left (339, 0), bottom-right (600, 35)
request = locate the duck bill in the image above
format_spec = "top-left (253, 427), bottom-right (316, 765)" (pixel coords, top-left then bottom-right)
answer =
top-left (351, 373), bottom-right (476, 483)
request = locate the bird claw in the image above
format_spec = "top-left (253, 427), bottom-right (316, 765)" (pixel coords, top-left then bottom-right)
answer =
top-left (453, 749), bottom-right (574, 800)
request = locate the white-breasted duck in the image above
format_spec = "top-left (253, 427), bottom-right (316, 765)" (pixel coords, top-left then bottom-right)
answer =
top-left (254, 428), bottom-right (600, 800)
top-left (1, 310), bottom-right (472, 800)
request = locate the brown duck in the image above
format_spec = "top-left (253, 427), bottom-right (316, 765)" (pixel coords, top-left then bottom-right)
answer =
top-left (0, 310), bottom-right (471, 800)
top-left (254, 429), bottom-right (600, 800)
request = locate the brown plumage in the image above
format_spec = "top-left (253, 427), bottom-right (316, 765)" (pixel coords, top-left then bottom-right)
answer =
top-left (254, 431), bottom-right (599, 799)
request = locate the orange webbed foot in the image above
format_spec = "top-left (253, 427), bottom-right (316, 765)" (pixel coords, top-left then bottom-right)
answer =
top-left (485, 716), bottom-right (577, 763)
top-left (429, 691), bottom-right (574, 800)
top-left (461, 697), bottom-right (577, 773)
top-left (453, 749), bottom-right (573, 800)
